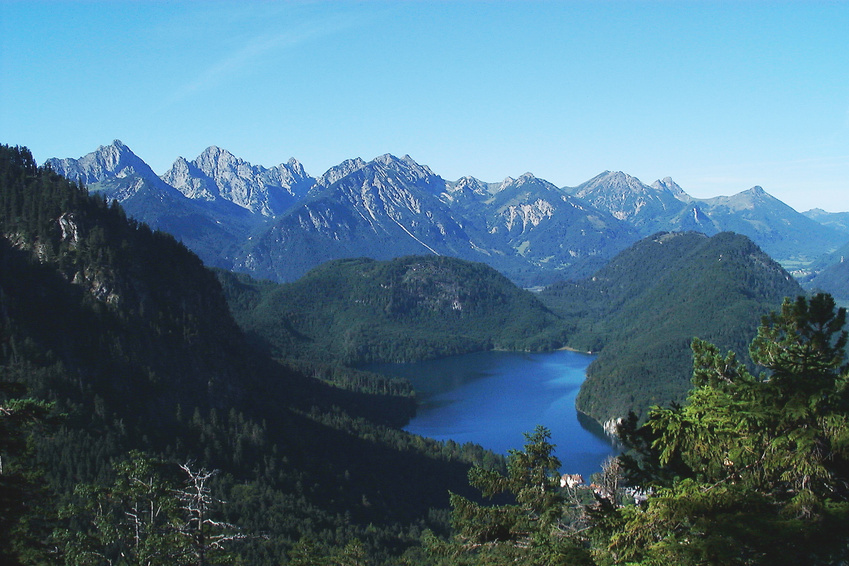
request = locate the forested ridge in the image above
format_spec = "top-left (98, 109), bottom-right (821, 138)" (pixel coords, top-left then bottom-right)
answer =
top-left (0, 145), bottom-right (501, 564)
top-left (217, 255), bottom-right (566, 365)
top-left (3, 143), bottom-right (848, 564)
top-left (540, 231), bottom-right (803, 425)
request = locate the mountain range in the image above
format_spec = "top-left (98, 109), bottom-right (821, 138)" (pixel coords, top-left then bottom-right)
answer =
top-left (45, 140), bottom-right (848, 288)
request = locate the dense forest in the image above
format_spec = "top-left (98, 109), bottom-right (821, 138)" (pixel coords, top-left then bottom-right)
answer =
top-left (3, 143), bottom-right (848, 564)
top-left (540, 231), bottom-right (803, 425)
top-left (216, 255), bottom-right (566, 365)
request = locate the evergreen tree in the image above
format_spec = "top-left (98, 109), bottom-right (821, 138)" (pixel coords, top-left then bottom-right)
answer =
top-left (434, 426), bottom-right (593, 565)
top-left (0, 381), bottom-right (55, 565)
top-left (56, 451), bottom-right (188, 566)
top-left (602, 293), bottom-right (849, 565)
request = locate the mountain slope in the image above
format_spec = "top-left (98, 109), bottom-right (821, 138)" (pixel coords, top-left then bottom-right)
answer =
top-left (568, 171), bottom-right (718, 236)
top-left (697, 186), bottom-right (845, 263)
top-left (46, 141), bottom-right (849, 288)
top-left (1, 144), bottom-right (491, 562)
top-left (805, 254), bottom-right (849, 301)
top-left (218, 255), bottom-right (565, 364)
top-left (539, 231), bottom-right (803, 428)
top-left (803, 208), bottom-right (849, 234)
top-left (567, 171), bottom-right (846, 267)
top-left (44, 140), bottom-right (258, 269)
top-left (234, 154), bottom-right (487, 282)
top-left (470, 173), bottom-right (640, 282)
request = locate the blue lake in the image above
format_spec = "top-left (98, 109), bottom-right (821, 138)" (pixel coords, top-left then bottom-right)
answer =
top-left (367, 349), bottom-right (618, 480)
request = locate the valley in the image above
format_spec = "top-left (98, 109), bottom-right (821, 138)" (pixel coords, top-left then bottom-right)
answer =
top-left (4, 141), bottom-right (849, 564)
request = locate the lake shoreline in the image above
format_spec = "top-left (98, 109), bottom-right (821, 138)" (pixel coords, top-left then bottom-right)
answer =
top-left (368, 350), bottom-right (617, 479)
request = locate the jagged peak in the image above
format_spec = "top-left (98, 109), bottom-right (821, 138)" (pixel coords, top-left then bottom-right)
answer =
top-left (286, 157), bottom-right (304, 170)
top-left (574, 170), bottom-right (647, 195)
top-left (447, 175), bottom-right (491, 197)
top-left (317, 157), bottom-right (367, 187)
top-left (372, 153), bottom-right (402, 166)
top-left (651, 177), bottom-right (690, 198)
top-left (45, 139), bottom-right (156, 183)
top-left (370, 153), bottom-right (436, 179)
top-left (196, 145), bottom-right (240, 164)
top-left (454, 175), bottom-right (482, 185)
top-left (94, 139), bottom-right (137, 159)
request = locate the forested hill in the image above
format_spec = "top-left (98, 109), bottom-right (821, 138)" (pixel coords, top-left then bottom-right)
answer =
top-left (539, 231), bottom-right (803, 427)
top-left (0, 145), bottom-right (496, 564)
top-left (217, 255), bottom-right (566, 364)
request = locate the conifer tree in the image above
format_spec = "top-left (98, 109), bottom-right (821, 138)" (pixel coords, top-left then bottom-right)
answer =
top-left (436, 426), bottom-right (594, 565)
top-left (603, 293), bottom-right (849, 565)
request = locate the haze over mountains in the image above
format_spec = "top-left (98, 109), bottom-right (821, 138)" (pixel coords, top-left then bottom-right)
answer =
top-left (46, 140), bottom-right (848, 290)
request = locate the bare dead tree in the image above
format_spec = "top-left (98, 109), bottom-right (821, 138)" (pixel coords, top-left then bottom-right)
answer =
top-left (597, 455), bottom-right (623, 506)
top-left (176, 461), bottom-right (245, 566)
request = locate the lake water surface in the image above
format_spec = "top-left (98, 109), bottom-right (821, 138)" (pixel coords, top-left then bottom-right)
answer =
top-left (367, 350), bottom-right (618, 479)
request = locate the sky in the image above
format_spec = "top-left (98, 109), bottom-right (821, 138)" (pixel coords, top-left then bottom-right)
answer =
top-left (2, 1), bottom-right (848, 212)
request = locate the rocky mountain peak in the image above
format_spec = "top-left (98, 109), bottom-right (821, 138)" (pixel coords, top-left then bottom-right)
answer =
top-left (45, 140), bottom-right (158, 185)
top-left (651, 177), bottom-right (690, 200)
top-left (498, 177), bottom-right (516, 191)
top-left (580, 171), bottom-right (646, 194)
top-left (372, 153), bottom-right (435, 177)
top-left (452, 176), bottom-right (490, 194)
top-left (317, 157), bottom-right (368, 188)
top-left (367, 154), bottom-right (443, 193)
top-left (161, 147), bottom-right (315, 216)
top-left (287, 157), bottom-right (306, 177)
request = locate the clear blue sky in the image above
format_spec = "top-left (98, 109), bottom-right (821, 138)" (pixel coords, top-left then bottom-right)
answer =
top-left (2, 1), bottom-right (848, 212)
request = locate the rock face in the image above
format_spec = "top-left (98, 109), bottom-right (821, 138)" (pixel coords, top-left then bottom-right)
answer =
top-left (162, 146), bottom-right (315, 217)
top-left (478, 173), bottom-right (638, 277)
top-left (316, 157), bottom-right (368, 189)
top-left (45, 140), bottom-right (157, 185)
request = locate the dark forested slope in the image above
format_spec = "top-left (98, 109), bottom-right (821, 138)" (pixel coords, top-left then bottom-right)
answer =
top-left (0, 145), bottom-right (493, 564)
top-left (540, 231), bottom-right (803, 427)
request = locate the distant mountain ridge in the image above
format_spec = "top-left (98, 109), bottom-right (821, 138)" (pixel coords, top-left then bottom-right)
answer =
top-left (45, 140), bottom-right (849, 285)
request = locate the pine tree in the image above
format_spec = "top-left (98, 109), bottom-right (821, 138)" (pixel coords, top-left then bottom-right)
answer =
top-left (437, 426), bottom-right (594, 565)
top-left (602, 293), bottom-right (849, 565)
top-left (0, 381), bottom-right (55, 565)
